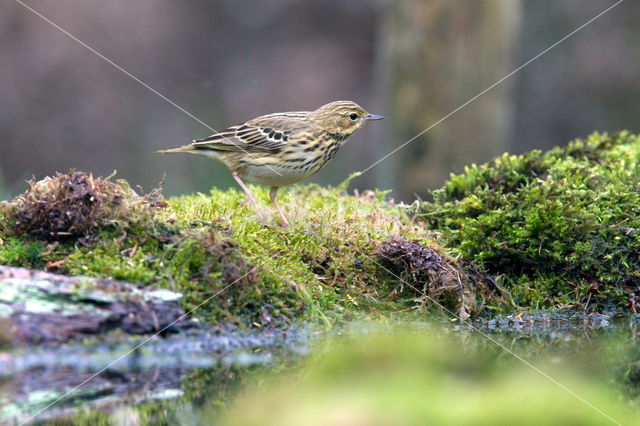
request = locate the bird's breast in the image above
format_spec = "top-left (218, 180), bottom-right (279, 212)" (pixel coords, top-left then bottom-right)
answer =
top-left (231, 134), bottom-right (350, 186)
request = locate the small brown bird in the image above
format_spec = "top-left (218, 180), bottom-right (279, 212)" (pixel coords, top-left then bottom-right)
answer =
top-left (157, 100), bottom-right (383, 227)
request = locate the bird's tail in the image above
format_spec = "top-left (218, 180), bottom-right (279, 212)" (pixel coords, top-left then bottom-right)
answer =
top-left (155, 144), bottom-right (224, 161)
top-left (154, 145), bottom-right (195, 155)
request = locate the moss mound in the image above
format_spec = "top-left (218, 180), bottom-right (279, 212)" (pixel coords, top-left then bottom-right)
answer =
top-left (2, 171), bottom-right (165, 240)
top-left (419, 131), bottom-right (640, 312)
top-left (0, 172), bottom-right (482, 327)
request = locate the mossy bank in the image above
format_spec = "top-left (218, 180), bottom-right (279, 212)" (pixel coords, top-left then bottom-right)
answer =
top-left (1, 131), bottom-right (639, 327)
top-left (420, 131), bottom-right (640, 313)
top-left (0, 172), bottom-right (481, 328)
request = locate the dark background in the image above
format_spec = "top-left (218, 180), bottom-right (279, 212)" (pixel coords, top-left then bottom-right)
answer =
top-left (1, 0), bottom-right (637, 200)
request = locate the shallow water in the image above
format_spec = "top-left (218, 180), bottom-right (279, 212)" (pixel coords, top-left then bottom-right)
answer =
top-left (1, 313), bottom-right (638, 424)
top-left (0, 327), bottom-right (308, 424)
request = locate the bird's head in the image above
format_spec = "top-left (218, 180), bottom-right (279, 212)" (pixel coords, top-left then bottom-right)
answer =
top-left (310, 100), bottom-right (383, 136)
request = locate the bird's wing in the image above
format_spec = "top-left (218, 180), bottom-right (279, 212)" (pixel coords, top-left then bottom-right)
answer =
top-left (191, 112), bottom-right (311, 153)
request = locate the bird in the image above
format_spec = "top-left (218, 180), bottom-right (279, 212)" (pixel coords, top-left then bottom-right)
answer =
top-left (156, 100), bottom-right (383, 227)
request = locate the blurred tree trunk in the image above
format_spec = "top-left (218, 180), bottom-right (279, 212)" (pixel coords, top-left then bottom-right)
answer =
top-left (381, 0), bottom-right (522, 200)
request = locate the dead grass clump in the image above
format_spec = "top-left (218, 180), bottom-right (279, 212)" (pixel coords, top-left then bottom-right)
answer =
top-left (9, 171), bottom-right (165, 240)
top-left (197, 226), bottom-right (258, 287)
top-left (377, 237), bottom-right (487, 319)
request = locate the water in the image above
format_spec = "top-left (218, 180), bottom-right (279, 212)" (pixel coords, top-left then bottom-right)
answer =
top-left (0, 327), bottom-right (308, 424)
top-left (1, 313), bottom-right (638, 424)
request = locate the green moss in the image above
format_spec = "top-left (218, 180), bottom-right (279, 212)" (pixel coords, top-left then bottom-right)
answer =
top-left (1, 171), bottom-right (475, 325)
top-left (420, 131), bottom-right (640, 311)
top-left (0, 237), bottom-right (46, 269)
top-left (164, 184), bottom-right (455, 324)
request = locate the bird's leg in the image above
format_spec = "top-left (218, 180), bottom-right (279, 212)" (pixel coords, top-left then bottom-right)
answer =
top-left (232, 172), bottom-right (263, 220)
top-left (269, 187), bottom-right (290, 228)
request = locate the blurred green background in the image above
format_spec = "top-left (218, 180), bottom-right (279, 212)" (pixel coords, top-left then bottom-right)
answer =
top-left (0, 0), bottom-right (638, 200)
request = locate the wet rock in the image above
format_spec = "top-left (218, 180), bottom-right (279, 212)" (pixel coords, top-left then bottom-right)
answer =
top-left (0, 266), bottom-right (188, 344)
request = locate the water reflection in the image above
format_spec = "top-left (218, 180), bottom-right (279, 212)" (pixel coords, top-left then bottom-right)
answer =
top-left (0, 327), bottom-right (307, 424)
top-left (2, 314), bottom-right (639, 424)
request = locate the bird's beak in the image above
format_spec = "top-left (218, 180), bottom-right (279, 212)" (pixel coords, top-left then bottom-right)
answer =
top-left (365, 114), bottom-right (384, 121)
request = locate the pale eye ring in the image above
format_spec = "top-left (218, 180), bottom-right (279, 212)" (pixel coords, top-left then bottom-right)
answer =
top-left (349, 112), bottom-right (358, 121)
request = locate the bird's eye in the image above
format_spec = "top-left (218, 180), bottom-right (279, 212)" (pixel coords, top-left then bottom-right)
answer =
top-left (349, 113), bottom-right (359, 121)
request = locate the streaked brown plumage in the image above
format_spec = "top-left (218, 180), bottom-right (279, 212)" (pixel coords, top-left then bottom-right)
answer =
top-left (156, 100), bottom-right (383, 227)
